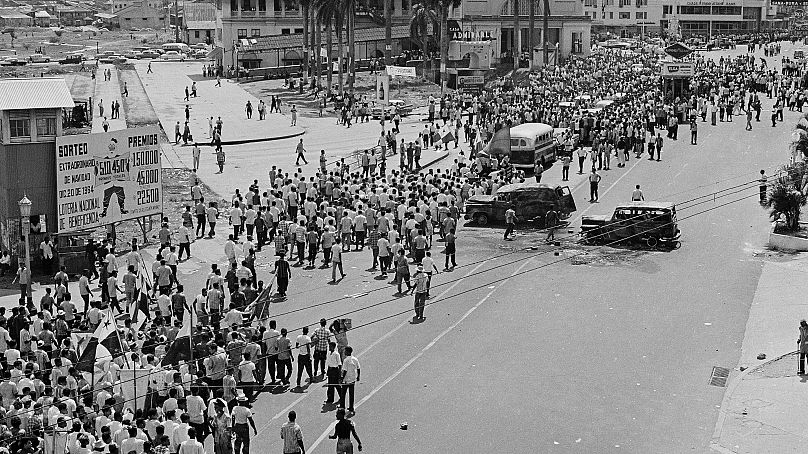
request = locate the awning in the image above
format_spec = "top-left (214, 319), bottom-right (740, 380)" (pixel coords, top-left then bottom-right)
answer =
top-left (207, 46), bottom-right (223, 60)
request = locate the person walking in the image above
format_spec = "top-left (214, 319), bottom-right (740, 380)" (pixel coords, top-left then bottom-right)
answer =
top-left (503, 207), bottom-right (517, 240)
top-left (544, 208), bottom-right (558, 243)
top-left (338, 346), bottom-right (361, 413)
top-left (412, 266), bottom-right (428, 320)
top-left (746, 108), bottom-right (753, 131)
top-left (655, 133), bottom-right (663, 161)
top-left (295, 139), bottom-right (308, 165)
top-left (576, 147), bottom-right (588, 174)
top-left (290, 104), bottom-right (297, 126)
top-left (561, 153), bottom-right (571, 181)
top-left (330, 238), bottom-right (345, 283)
top-left (232, 395), bottom-right (257, 454)
top-left (444, 228), bottom-right (457, 270)
top-left (328, 408), bottom-right (362, 454)
top-left (277, 328), bottom-right (293, 386)
top-left (759, 170), bottom-right (768, 204)
top-left (274, 254), bottom-right (291, 298)
top-left (192, 144), bottom-right (201, 172)
top-left (280, 411), bottom-right (305, 454)
top-left (324, 341), bottom-right (342, 405)
top-left (589, 168), bottom-right (602, 203)
top-left (690, 120), bottom-right (698, 145)
top-left (311, 318), bottom-right (330, 378)
top-left (295, 326), bottom-right (313, 388)
top-left (799, 320), bottom-right (808, 375)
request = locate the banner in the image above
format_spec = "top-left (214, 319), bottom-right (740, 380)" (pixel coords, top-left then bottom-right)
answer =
top-left (119, 368), bottom-right (152, 413)
top-left (376, 73), bottom-right (390, 105)
top-left (56, 126), bottom-right (162, 233)
top-left (387, 65), bottom-right (416, 77)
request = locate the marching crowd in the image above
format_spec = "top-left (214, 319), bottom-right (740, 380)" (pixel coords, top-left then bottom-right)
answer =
top-left (0, 34), bottom-right (800, 454)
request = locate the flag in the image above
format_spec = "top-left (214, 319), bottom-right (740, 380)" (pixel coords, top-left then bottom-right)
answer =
top-left (481, 126), bottom-right (511, 158)
top-left (442, 132), bottom-right (455, 144)
top-left (161, 301), bottom-right (195, 366)
top-left (75, 309), bottom-right (124, 373)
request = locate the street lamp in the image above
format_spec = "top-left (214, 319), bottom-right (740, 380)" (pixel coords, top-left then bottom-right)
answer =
top-left (17, 195), bottom-right (32, 303)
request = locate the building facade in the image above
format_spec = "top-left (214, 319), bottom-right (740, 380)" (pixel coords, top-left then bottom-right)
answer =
top-left (0, 78), bottom-right (74, 254)
top-left (583, 0), bottom-right (778, 38)
top-left (115, 3), bottom-right (165, 29)
top-left (57, 6), bottom-right (98, 26)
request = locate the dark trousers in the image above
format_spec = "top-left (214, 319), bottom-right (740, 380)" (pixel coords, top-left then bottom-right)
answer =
top-left (277, 357), bottom-right (292, 384)
top-left (296, 354), bottom-right (313, 386)
top-left (414, 292), bottom-right (426, 318)
top-left (590, 182), bottom-right (599, 201)
top-left (691, 131), bottom-right (697, 145)
top-left (190, 422), bottom-right (208, 442)
top-left (339, 382), bottom-right (355, 410)
top-left (233, 423), bottom-right (250, 454)
top-left (313, 350), bottom-right (326, 376)
top-left (178, 242), bottom-right (191, 260)
top-left (578, 156), bottom-right (585, 173)
top-left (801, 352), bottom-right (808, 374)
top-left (196, 214), bottom-right (206, 236)
top-left (504, 222), bottom-right (515, 239)
top-left (760, 185), bottom-right (767, 204)
top-left (277, 276), bottom-right (288, 296)
top-left (267, 354), bottom-right (278, 382)
top-left (562, 166), bottom-right (569, 180)
top-left (326, 366), bottom-right (341, 403)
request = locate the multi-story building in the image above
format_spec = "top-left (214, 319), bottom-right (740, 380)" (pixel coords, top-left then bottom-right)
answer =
top-left (221, 0), bottom-right (590, 69)
top-left (583, 0), bottom-right (778, 38)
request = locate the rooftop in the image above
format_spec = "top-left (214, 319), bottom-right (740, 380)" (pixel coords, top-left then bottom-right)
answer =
top-left (185, 20), bottom-right (214, 29)
top-left (0, 78), bottom-right (75, 111)
top-left (240, 24), bottom-right (410, 52)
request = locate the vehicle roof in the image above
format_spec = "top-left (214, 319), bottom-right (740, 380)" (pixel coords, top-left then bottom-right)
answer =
top-left (497, 182), bottom-right (560, 193)
top-left (614, 201), bottom-right (676, 210)
top-left (509, 122), bottom-right (553, 137)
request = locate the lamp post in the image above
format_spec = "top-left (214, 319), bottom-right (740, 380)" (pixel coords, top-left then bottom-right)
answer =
top-left (17, 195), bottom-right (32, 303)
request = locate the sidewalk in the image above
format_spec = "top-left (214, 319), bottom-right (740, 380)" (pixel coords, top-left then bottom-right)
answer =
top-left (91, 64), bottom-right (127, 133)
top-left (134, 61), bottom-right (304, 145)
top-left (711, 254), bottom-right (808, 453)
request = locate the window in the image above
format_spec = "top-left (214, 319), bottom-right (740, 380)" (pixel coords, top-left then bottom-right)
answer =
top-left (743, 7), bottom-right (760, 19)
top-left (294, 28), bottom-right (303, 33)
top-left (619, 0), bottom-right (630, 6)
top-left (572, 31), bottom-right (582, 54)
top-left (635, 11), bottom-right (646, 18)
top-left (635, 0), bottom-right (646, 6)
top-left (609, 11), bottom-right (613, 18)
top-left (592, 11), bottom-right (597, 19)
top-left (36, 117), bottom-right (56, 136)
top-left (281, 28), bottom-right (290, 34)
top-left (237, 28), bottom-right (247, 38)
top-left (712, 5), bottom-right (741, 15)
top-left (662, 4), bottom-right (671, 16)
top-left (143, 17), bottom-right (148, 20)
top-left (251, 28), bottom-right (260, 36)
top-left (679, 5), bottom-right (710, 14)
top-left (125, 17), bottom-right (131, 20)
top-left (194, 30), bottom-right (200, 38)
top-left (10, 117), bottom-right (30, 138)
top-left (618, 11), bottom-right (630, 18)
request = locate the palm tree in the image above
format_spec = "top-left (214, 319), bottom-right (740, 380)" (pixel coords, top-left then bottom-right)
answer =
top-left (528, 0), bottom-right (534, 67)
top-left (301, 0), bottom-right (311, 81)
top-left (512, 0), bottom-right (520, 69)
top-left (384, 0), bottom-right (392, 65)
top-left (542, 0), bottom-right (550, 66)
top-left (347, 1), bottom-right (356, 94)
top-left (410, 1), bottom-right (438, 78)
top-left (764, 166), bottom-right (807, 232)
top-left (438, 0), bottom-right (461, 89)
top-left (335, 6), bottom-right (344, 93)
top-left (315, 8), bottom-right (322, 89)
top-left (314, 0), bottom-right (339, 94)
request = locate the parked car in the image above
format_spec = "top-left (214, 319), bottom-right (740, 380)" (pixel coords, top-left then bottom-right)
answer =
top-left (579, 201), bottom-right (681, 249)
top-left (29, 54), bottom-right (51, 63)
top-left (140, 50), bottom-right (161, 59)
top-left (59, 54), bottom-right (85, 64)
top-left (0, 57), bottom-right (27, 66)
top-left (161, 50), bottom-right (185, 61)
top-left (191, 43), bottom-right (208, 50)
top-left (123, 50), bottom-right (142, 59)
top-left (464, 182), bottom-right (576, 226)
top-left (192, 49), bottom-right (208, 59)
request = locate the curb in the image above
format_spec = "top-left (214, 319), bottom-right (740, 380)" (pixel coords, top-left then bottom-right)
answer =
top-left (417, 150), bottom-right (451, 170)
top-left (191, 130), bottom-right (305, 147)
top-left (709, 350), bottom-right (798, 453)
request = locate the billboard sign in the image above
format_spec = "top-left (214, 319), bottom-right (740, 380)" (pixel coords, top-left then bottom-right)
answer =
top-left (661, 62), bottom-right (693, 77)
top-left (56, 126), bottom-right (162, 233)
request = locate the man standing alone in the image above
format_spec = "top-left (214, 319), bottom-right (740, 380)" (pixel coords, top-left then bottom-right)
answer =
top-left (589, 169), bottom-right (602, 203)
top-left (504, 207), bottom-right (517, 241)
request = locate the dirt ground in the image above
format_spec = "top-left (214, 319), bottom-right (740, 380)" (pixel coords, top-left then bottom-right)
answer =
top-left (241, 70), bottom-right (442, 118)
top-left (0, 26), bottom-right (174, 77)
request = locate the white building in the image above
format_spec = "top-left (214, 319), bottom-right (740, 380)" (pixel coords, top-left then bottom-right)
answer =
top-left (582, 0), bottom-right (779, 37)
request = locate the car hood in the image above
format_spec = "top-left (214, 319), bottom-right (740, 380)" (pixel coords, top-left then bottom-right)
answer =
top-left (467, 195), bottom-right (495, 203)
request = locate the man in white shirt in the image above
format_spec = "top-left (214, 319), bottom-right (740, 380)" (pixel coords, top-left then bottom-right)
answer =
top-left (121, 427), bottom-right (145, 454)
top-left (178, 427), bottom-right (204, 454)
top-left (295, 327), bottom-right (313, 388)
top-left (339, 346), bottom-right (361, 413)
top-left (325, 341), bottom-right (342, 404)
top-left (171, 414), bottom-right (191, 452)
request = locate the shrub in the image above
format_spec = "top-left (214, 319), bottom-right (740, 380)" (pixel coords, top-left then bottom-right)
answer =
top-left (765, 165), bottom-right (808, 232)
top-left (48, 36), bottom-right (60, 43)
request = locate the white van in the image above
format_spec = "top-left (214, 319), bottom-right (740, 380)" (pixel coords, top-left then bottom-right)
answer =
top-left (508, 123), bottom-right (556, 169)
top-left (161, 42), bottom-right (190, 54)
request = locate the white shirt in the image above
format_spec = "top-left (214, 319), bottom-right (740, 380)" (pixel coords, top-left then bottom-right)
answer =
top-left (342, 355), bottom-right (360, 384)
top-left (295, 334), bottom-right (311, 355)
top-left (326, 350), bottom-right (342, 368)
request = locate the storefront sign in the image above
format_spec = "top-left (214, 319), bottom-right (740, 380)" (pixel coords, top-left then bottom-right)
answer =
top-left (684, 0), bottom-right (739, 5)
top-left (387, 65), bottom-right (416, 77)
top-left (56, 126), bottom-right (162, 233)
top-left (448, 20), bottom-right (462, 40)
top-left (458, 75), bottom-right (484, 93)
top-left (661, 61), bottom-right (694, 77)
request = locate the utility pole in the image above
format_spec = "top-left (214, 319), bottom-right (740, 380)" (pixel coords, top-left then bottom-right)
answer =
top-left (174, 0), bottom-right (179, 42)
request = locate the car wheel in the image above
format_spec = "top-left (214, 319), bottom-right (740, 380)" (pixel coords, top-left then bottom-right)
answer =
top-left (646, 237), bottom-right (658, 248)
top-left (475, 213), bottom-right (488, 226)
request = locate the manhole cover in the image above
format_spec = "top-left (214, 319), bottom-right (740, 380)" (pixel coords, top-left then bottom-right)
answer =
top-left (709, 366), bottom-right (730, 387)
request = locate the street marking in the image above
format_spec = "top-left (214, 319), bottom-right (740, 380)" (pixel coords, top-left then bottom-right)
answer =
top-left (254, 259), bottom-right (492, 437)
top-left (571, 156), bottom-right (644, 224)
top-left (306, 257), bottom-right (535, 453)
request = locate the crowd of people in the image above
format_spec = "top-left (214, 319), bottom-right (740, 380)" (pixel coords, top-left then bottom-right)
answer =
top-left (0, 33), bottom-right (800, 454)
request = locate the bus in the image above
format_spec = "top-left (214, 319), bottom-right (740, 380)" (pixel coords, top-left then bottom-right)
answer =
top-left (161, 43), bottom-right (190, 54)
top-left (509, 123), bottom-right (556, 170)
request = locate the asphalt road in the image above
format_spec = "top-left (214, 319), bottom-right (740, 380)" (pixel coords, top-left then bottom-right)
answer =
top-left (139, 43), bottom-right (806, 453)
